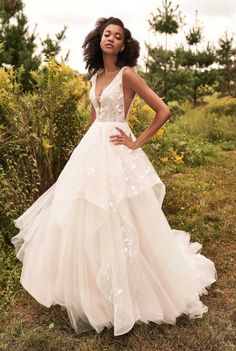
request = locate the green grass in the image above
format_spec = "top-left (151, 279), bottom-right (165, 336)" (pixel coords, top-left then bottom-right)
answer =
top-left (1, 111), bottom-right (236, 350)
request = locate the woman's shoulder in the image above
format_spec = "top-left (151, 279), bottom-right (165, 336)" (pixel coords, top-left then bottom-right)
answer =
top-left (122, 65), bottom-right (138, 78)
top-left (123, 65), bottom-right (136, 71)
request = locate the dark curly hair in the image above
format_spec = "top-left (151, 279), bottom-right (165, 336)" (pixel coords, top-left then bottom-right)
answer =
top-left (82, 17), bottom-right (140, 76)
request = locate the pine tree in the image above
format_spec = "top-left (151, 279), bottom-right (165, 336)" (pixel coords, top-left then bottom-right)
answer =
top-left (0, 0), bottom-right (41, 90)
top-left (184, 12), bottom-right (216, 105)
top-left (148, 0), bottom-right (184, 51)
top-left (0, 0), bottom-right (70, 90)
top-left (185, 11), bottom-right (203, 51)
top-left (147, 0), bottom-right (185, 101)
top-left (216, 33), bottom-right (236, 96)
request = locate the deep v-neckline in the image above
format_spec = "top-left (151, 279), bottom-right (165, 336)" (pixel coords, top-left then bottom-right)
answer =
top-left (95, 67), bottom-right (124, 102)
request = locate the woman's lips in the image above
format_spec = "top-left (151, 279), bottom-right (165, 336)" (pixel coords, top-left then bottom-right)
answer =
top-left (105, 44), bottom-right (113, 47)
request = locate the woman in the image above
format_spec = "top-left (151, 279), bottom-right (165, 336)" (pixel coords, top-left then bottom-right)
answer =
top-left (11, 17), bottom-right (217, 337)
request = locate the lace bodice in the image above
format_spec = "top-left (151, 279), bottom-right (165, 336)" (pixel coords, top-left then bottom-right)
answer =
top-left (89, 66), bottom-right (133, 122)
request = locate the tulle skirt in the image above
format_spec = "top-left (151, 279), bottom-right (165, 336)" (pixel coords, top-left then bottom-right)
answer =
top-left (11, 120), bottom-right (217, 336)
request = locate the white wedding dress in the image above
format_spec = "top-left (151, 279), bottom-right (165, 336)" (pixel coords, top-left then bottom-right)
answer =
top-left (11, 66), bottom-right (217, 336)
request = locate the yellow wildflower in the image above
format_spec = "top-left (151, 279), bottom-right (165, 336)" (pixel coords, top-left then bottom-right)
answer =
top-left (43, 138), bottom-right (54, 150)
top-left (160, 156), bottom-right (168, 163)
top-left (151, 128), bottom-right (164, 142)
top-left (172, 150), bottom-right (184, 164)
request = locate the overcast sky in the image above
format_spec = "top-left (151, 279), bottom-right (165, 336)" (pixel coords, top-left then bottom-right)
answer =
top-left (23, 0), bottom-right (236, 73)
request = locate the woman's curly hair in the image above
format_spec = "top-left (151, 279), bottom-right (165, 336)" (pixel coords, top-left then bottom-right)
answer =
top-left (82, 17), bottom-right (140, 76)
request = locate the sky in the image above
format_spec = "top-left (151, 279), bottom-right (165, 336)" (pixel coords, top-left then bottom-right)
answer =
top-left (23, 0), bottom-right (236, 73)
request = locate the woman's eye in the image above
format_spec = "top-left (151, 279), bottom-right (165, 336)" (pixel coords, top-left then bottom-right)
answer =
top-left (104, 34), bottom-right (121, 40)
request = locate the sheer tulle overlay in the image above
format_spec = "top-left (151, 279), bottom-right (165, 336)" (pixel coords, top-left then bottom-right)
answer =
top-left (11, 66), bottom-right (217, 336)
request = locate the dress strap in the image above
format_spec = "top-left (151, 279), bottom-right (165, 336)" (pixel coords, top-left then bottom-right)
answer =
top-left (116, 66), bottom-right (132, 84)
top-left (119, 66), bottom-right (129, 74)
top-left (89, 69), bottom-right (103, 84)
top-left (89, 74), bottom-right (95, 83)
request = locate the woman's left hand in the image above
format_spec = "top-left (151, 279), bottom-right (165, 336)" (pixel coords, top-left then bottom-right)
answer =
top-left (109, 127), bottom-right (137, 150)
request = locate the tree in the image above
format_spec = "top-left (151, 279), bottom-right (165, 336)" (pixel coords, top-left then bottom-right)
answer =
top-left (144, 44), bottom-right (194, 103)
top-left (148, 0), bottom-right (184, 51)
top-left (146, 4), bottom-right (219, 105)
top-left (41, 26), bottom-right (70, 62)
top-left (0, 0), bottom-right (70, 90)
top-left (147, 0), bottom-right (185, 100)
top-left (185, 11), bottom-right (203, 51)
top-left (0, 0), bottom-right (41, 90)
top-left (184, 13), bottom-right (216, 105)
top-left (216, 32), bottom-right (236, 97)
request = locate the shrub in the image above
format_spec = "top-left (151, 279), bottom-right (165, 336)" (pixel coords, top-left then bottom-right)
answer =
top-left (0, 59), bottom-right (89, 240)
top-left (167, 101), bottom-right (193, 123)
top-left (206, 96), bottom-right (236, 116)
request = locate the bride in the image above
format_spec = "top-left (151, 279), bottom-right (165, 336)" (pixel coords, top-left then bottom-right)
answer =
top-left (11, 16), bottom-right (217, 336)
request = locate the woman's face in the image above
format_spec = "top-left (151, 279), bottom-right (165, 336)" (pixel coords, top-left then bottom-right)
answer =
top-left (100, 24), bottom-right (125, 56)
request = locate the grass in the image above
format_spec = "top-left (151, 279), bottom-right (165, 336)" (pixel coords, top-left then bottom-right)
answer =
top-left (1, 113), bottom-right (236, 350)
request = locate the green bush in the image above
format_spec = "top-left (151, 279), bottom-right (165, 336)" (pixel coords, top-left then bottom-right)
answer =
top-left (127, 95), bottom-right (236, 169)
top-left (168, 105), bottom-right (236, 144)
top-left (220, 140), bottom-right (236, 151)
top-left (148, 124), bottom-right (216, 168)
top-left (0, 59), bottom-right (89, 240)
top-left (167, 100), bottom-right (192, 118)
top-left (0, 230), bottom-right (21, 308)
top-left (206, 96), bottom-right (236, 116)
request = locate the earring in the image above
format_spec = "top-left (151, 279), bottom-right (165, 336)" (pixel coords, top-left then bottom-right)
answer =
top-left (120, 46), bottom-right (125, 53)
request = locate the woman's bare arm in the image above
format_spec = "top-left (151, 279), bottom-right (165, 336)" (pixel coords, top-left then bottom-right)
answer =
top-left (123, 67), bottom-right (171, 149)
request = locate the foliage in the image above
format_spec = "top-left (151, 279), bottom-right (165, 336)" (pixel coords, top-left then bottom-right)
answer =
top-left (145, 42), bottom-right (217, 104)
top-left (0, 0), bottom-right (41, 90)
top-left (127, 94), bottom-right (156, 132)
top-left (167, 100), bottom-right (191, 117)
top-left (145, 46), bottom-right (194, 102)
top-left (216, 33), bottom-right (236, 97)
top-left (185, 11), bottom-right (203, 47)
top-left (205, 95), bottom-right (236, 116)
top-left (41, 26), bottom-right (70, 62)
top-left (127, 96), bottom-right (234, 172)
top-left (0, 0), bottom-right (70, 91)
top-left (145, 4), bottom-right (236, 104)
top-left (0, 229), bottom-right (21, 307)
top-left (0, 59), bottom-right (89, 240)
top-left (186, 26), bottom-right (203, 46)
top-left (148, 0), bottom-right (185, 50)
top-left (171, 99), bottom-right (236, 146)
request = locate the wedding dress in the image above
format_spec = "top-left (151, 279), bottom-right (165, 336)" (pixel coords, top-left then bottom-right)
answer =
top-left (11, 66), bottom-right (217, 336)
